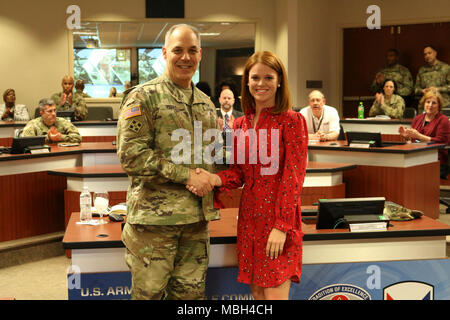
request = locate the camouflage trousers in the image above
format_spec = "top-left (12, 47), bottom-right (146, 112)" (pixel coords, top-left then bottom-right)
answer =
top-left (122, 220), bottom-right (210, 300)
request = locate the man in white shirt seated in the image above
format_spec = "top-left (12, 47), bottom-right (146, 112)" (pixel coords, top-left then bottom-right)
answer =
top-left (300, 90), bottom-right (340, 141)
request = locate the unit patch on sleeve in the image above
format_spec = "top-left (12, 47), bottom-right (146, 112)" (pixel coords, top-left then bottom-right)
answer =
top-left (123, 105), bottom-right (142, 119)
top-left (128, 119), bottom-right (144, 133)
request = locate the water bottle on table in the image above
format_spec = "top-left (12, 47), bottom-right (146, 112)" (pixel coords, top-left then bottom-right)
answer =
top-left (80, 187), bottom-right (92, 222)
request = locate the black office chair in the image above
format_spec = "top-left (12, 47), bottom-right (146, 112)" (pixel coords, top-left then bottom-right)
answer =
top-left (34, 107), bottom-right (40, 119)
top-left (14, 128), bottom-right (23, 138)
top-left (86, 106), bottom-right (114, 121)
top-left (337, 125), bottom-right (346, 141)
top-left (403, 107), bottom-right (417, 119)
top-left (439, 146), bottom-right (450, 213)
top-left (442, 108), bottom-right (450, 117)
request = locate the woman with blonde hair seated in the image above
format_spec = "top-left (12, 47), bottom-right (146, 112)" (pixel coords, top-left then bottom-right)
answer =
top-left (399, 90), bottom-right (449, 179)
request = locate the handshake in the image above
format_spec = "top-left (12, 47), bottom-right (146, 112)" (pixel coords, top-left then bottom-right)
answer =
top-left (186, 168), bottom-right (222, 197)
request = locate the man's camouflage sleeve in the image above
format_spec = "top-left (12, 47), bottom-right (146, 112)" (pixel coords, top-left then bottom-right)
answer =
top-left (117, 88), bottom-right (190, 185)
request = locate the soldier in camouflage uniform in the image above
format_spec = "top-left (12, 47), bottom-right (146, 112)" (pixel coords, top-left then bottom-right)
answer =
top-left (415, 46), bottom-right (450, 112)
top-left (369, 79), bottom-right (405, 118)
top-left (51, 76), bottom-right (88, 121)
top-left (117, 24), bottom-right (221, 300)
top-left (22, 98), bottom-right (81, 143)
top-left (371, 49), bottom-right (413, 97)
top-left (74, 79), bottom-right (91, 99)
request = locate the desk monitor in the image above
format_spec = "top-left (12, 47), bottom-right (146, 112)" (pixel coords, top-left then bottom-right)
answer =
top-left (346, 131), bottom-right (382, 147)
top-left (316, 197), bottom-right (386, 229)
top-left (57, 110), bottom-right (75, 120)
top-left (10, 136), bottom-right (46, 154)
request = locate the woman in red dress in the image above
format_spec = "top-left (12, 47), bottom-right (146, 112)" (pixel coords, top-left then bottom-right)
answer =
top-left (189, 51), bottom-right (308, 299)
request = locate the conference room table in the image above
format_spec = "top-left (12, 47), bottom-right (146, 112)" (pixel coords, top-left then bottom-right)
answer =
top-left (340, 118), bottom-right (412, 141)
top-left (63, 208), bottom-right (450, 299)
top-left (308, 140), bottom-right (444, 219)
top-left (0, 142), bottom-right (117, 242)
top-left (0, 120), bottom-right (117, 145)
top-left (48, 161), bottom-right (357, 227)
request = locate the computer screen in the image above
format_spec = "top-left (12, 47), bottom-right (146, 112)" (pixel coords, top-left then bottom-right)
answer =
top-left (316, 197), bottom-right (386, 229)
top-left (11, 136), bottom-right (46, 154)
top-left (138, 48), bottom-right (200, 84)
top-left (57, 110), bottom-right (75, 120)
top-left (346, 131), bottom-right (382, 147)
top-left (73, 48), bottom-right (131, 98)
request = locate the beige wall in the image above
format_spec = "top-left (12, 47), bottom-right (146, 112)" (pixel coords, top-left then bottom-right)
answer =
top-left (1, 0), bottom-right (449, 117)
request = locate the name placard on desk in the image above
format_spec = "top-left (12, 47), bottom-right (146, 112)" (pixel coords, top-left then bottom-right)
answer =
top-left (30, 148), bottom-right (50, 154)
top-left (349, 143), bottom-right (371, 149)
top-left (349, 222), bottom-right (388, 232)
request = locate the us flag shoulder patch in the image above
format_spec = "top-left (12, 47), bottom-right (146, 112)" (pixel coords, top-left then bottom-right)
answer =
top-left (123, 105), bottom-right (142, 119)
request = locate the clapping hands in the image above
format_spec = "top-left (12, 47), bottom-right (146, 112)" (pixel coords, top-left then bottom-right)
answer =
top-left (186, 168), bottom-right (222, 197)
top-left (398, 126), bottom-right (419, 141)
top-left (48, 126), bottom-right (63, 142)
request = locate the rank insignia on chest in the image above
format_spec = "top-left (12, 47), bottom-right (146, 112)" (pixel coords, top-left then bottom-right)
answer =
top-left (128, 119), bottom-right (143, 133)
top-left (123, 105), bottom-right (142, 119)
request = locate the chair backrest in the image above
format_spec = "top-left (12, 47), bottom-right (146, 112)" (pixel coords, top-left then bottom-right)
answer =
top-left (14, 128), bottom-right (23, 138)
top-left (442, 108), bottom-right (450, 117)
top-left (337, 124), bottom-right (346, 141)
top-left (34, 107), bottom-right (41, 119)
top-left (403, 107), bottom-right (417, 119)
top-left (86, 106), bottom-right (114, 121)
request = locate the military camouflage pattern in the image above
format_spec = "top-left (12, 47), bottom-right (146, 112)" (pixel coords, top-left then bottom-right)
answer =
top-left (414, 60), bottom-right (450, 108)
top-left (122, 220), bottom-right (209, 300)
top-left (369, 94), bottom-right (405, 119)
top-left (383, 203), bottom-right (423, 221)
top-left (371, 64), bottom-right (413, 96)
top-left (117, 73), bottom-right (220, 226)
top-left (74, 89), bottom-right (91, 99)
top-left (22, 117), bottom-right (81, 143)
top-left (51, 92), bottom-right (88, 121)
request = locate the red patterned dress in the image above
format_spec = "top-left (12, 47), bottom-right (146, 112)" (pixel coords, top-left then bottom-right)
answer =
top-left (215, 107), bottom-right (308, 288)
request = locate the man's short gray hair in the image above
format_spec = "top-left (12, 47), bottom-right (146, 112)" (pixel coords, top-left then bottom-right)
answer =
top-left (38, 98), bottom-right (55, 111)
top-left (164, 24), bottom-right (201, 48)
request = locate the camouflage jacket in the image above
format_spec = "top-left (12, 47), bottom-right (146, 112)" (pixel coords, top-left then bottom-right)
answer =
top-left (369, 94), bottom-right (405, 119)
top-left (414, 60), bottom-right (450, 107)
top-left (117, 73), bottom-right (221, 226)
top-left (371, 64), bottom-right (413, 96)
top-left (22, 117), bottom-right (82, 143)
top-left (51, 91), bottom-right (88, 121)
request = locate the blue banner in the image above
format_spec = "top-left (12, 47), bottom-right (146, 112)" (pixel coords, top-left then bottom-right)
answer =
top-left (68, 259), bottom-right (450, 300)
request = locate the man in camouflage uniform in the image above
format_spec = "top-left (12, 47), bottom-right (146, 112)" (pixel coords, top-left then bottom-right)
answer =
top-left (117, 24), bottom-right (220, 300)
top-left (51, 76), bottom-right (88, 121)
top-left (74, 79), bottom-right (91, 99)
top-left (22, 98), bottom-right (81, 143)
top-left (371, 49), bottom-right (413, 97)
top-left (415, 45), bottom-right (450, 112)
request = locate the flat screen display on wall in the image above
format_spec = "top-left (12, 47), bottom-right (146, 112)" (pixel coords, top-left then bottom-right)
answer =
top-left (73, 48), bottom-right (131, 98)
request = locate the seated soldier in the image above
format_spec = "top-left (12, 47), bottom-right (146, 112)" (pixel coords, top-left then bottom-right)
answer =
top-left (51, 76), bottom-right (88, 121)
top-left (22, 98), bottom-right (82, 144)
top-left (74, 79), bottom-right (91, 99)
